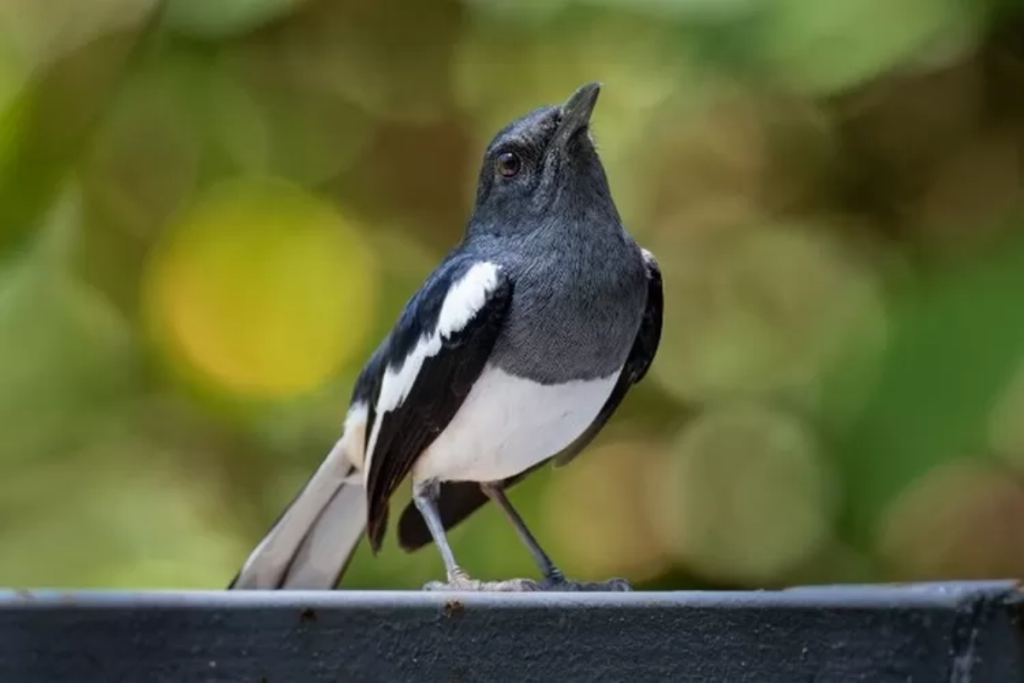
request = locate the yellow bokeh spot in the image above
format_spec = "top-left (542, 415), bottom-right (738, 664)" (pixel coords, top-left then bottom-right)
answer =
top-left (145, 177), bottom-right (377, 399)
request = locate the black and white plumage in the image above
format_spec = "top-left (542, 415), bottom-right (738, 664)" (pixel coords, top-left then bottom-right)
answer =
top-left (230, 82), bottom-right (663, 592)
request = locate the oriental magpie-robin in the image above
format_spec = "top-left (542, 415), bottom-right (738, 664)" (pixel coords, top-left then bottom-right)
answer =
top-left (230, 82), bottom-right (663, 592)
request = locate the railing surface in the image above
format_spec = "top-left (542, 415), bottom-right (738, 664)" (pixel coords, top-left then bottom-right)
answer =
top-left (1, 581), bottom-right (1021, 682)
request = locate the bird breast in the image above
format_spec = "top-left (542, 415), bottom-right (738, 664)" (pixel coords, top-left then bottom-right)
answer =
top-left (411, 363), bottom-right (619, 484)
top-left (492, 243), bottom-right (647, 384)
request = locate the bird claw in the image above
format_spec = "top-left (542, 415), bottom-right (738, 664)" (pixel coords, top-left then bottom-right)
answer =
top-left (539, 576), bottom-right (633, 592)
top-left (423, 576), bottom-right (543, 592)
top-left (422, 575), bottom-right (632, 592)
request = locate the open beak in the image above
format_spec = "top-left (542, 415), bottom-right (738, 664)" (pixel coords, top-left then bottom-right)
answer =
top-left (553, 82), bottom-right (601, 149)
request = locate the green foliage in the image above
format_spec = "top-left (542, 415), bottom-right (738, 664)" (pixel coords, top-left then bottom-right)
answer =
top-left (2, 0), bottom-right (1024, 589)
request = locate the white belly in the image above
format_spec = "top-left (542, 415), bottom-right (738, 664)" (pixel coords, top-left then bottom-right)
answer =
top-left (412, 364), bottom-right (620, 483)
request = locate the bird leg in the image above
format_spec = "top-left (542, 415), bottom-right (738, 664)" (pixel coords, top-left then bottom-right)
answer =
top-left (479, 483), bottom-right (632, 592)
top-left (413, 480), bottom-right (541, 592)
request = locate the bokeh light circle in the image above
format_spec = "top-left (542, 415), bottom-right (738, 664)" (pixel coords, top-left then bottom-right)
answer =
top-left (144, 177), bottom-right (378, 400)
top-left (651, 402), bottom-right (835, 584)
top-left (650, 221), bottom-right (888, 408)
top-left (988, 360), bottom-right (1024, 471)
top-left (163, 0), bottom-right (308, 40)
top-left (0, 437), bottom-right (248, 589)
top-left (542, 440), bottom-right (673, 583)
top-left (879, 458), bottom-right (1024, 581)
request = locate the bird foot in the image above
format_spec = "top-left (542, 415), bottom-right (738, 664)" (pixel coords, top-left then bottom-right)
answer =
top-left (422, 575), bottom-right (632, 592)
top-left (423, 576), bottom-right (543, 592)
top-left (539, 576), bottom-right (633, 592)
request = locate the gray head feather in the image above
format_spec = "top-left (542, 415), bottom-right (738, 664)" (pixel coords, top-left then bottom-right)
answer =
top-left (460, 83), bottom-right (648, 384)
top-left (468, 83), bottom-right (619, 239)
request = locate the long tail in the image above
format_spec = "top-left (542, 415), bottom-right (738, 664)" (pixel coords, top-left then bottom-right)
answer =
top-left (229, 441), bottom-right (367, 590)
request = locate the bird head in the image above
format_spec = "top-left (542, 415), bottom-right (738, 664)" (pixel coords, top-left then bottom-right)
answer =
top-left (468, 82), bottom-right (618, 237)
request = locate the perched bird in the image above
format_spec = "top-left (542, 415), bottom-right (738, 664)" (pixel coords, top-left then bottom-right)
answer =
top-left (230, 82), bottom-right (663, 592)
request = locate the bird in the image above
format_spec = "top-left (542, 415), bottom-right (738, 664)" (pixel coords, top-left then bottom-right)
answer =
top-left (229, 82), bottom-right (663, 592)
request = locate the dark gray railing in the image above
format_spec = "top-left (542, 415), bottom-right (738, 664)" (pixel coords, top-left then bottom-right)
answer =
top-left (2, 581), bottom-right (1021, 682)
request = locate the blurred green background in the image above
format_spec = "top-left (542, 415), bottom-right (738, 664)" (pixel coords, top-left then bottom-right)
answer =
top-left (3, 0), bottom-right (1024, 591)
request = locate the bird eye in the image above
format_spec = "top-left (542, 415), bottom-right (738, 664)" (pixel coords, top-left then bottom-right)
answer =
top-left (496, 151), bottom-right (521, 178)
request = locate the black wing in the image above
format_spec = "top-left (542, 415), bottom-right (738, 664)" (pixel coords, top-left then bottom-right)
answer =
top-left (396, 248), bottom-right (663, 551)
top-left (357, 256), bottom-right (513, 552)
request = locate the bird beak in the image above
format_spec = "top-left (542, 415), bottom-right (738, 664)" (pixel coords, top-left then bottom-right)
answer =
top-left (554, 82), bottom-right (601, 149)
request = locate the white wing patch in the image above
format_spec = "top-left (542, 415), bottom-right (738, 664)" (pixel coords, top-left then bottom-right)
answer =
top-left (362, 261), bottom-right (501, 484)
top-left (437, 261), bottom-right (500, 335)
top-left (641, 247), bottom-right (656, 268)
